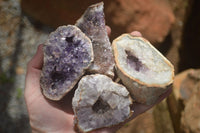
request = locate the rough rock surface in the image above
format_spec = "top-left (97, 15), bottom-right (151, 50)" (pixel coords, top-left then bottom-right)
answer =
top-left (168, 69), bottom-right (200, 133)
top-left (40, 25), bottom-right (93, 100)
top-left (72, 74), bottom-right (132, 132)
top-left (181, 89), bottom-right (200, 133)
top-left (112, 34), bottom-right (174, 105)
top-left (76, 2), bottom-right (115, 78)
top-left (106, 0), bottom-right (175, 44)
top-left (21, 0), bottom-right (175, 44)
top-left (174, 69), bottom-right (200, 102)
top-left (21, 0), bottom-right (103, 28)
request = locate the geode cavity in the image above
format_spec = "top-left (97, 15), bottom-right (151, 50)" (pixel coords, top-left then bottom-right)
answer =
top-left (40, 25), bottom-right (93, 100)
top-left (112, 34), bottom-right (174, 105)
top-left (72, 74), bottom-right (132, 132)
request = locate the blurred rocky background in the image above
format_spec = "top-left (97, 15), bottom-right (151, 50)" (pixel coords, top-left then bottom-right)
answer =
top-left (0, 0), bottom-right (200, 132)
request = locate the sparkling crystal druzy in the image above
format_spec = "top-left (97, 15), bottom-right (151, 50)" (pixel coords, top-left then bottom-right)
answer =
top-left (76, 2), bottom-right (115, 78)
top-left (40, 25), bottom-right (93, 100)
top-left (72, 74), bottom-right (132, 132)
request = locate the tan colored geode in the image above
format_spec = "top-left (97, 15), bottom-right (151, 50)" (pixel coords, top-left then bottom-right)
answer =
top-left (112, 34), bottom-right (174, 105)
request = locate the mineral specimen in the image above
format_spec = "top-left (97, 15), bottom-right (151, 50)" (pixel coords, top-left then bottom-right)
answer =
top-left (72, 74), bottom-right (132, 132)
top-left (76, 2), bottom-right (115, 78)
top-left (40, 25), bottom-right (93, 100)
top-left (112, 34), bottom-right (174, 105)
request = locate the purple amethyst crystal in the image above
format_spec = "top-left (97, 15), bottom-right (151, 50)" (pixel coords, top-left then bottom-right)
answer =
top-left (76, 2), bottom-right (115, 78)
top-left (40, 25), bottom-right (93, 100)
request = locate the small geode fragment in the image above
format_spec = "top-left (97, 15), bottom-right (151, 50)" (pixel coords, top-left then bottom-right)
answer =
top-left (76, 2), bottom-right (115, 78)
top-left (72, 74), bottom-right (132, 132)
top-left (112, 34), bottom-right (174, 105)
top-left (40, 25), bottom-right (93, 100)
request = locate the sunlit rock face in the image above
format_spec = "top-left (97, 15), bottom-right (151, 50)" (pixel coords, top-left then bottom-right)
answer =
top-left (72, 74), bottom-right (132, 132)
top-left (40, 25), bottom-right (93, 100)
top-left (76, 2), bottom-right (115, 78)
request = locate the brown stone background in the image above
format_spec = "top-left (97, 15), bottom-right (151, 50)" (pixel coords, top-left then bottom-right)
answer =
top-left (0, 0), bottom-right (200, 132)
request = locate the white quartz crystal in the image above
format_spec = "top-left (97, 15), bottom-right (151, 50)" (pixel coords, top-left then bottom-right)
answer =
top-left (114, 35), bottom-right (173, 85)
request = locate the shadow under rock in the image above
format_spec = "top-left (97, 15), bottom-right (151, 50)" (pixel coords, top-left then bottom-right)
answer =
top-left (178, 0), bottom-right (200, 72)
top-left (157, 32), bottom-right (173, 56)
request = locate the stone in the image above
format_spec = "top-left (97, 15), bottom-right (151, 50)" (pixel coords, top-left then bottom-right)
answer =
top-left (167, 69), bottom-right (200, 133)
top-left (76, 2), bottom-right (115, 78)
top-left (106, 0), bottom-right (175, 44)
top-left (40, 25), bottom-right (93, 100)
top-left (21, 0), bottom-right (174, 44)
top-left (181, 89), bottom-right (200, 133)
top-left (112, 34), bottom-right (174, 105)
top-left (21, 0), bottom-right (103, 28)
top-left (72, 74), bottom-right (132, 132)
top-left (172, 69), bottom-right (200, 102)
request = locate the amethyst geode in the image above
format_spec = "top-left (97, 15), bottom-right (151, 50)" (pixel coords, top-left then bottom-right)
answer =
top-left (76, 2), bottom-right (115, 78)
top-left (40, 25), bottom-right (93, 100)
top-left (72, 74), bottom-right (132, 132)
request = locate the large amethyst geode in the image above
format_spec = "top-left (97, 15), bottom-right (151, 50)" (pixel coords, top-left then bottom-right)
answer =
top-left (40, 25), bottom-right (93, 100)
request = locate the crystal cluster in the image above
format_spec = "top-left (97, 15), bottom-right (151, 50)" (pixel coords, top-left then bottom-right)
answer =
top-left (76, 2), bottom-right (115, 78)
top-left (40, 25), bottom-right (93, 100)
